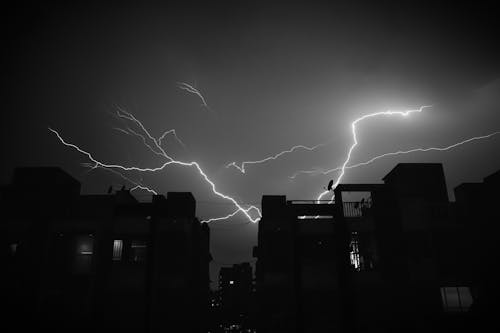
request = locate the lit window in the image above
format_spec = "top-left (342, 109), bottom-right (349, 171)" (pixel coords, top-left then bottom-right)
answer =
top-left (350, 232), bottom-right (361, 270)
top-left (440, 286), bottom-right (473, 313)
top-left (349, 232), bottom-right (377, 271)
top-left (229, 280), bottom-right (234, 285)
top-left (130, 240), bottom-right (147, 262)
top-left (112, 240), bottom-right (123, 261)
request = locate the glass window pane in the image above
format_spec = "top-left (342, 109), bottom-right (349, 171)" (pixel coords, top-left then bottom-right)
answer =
top-left (458, 287), bottom-right (473, 310)
top-left (445, 287), bottom-right (460, 310)
top-left (441, 286), bottom-right (472, 312)
top-left (112, 240), bottom-right (123, 261)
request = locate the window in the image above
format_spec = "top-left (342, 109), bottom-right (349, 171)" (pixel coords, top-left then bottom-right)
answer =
top-left (112, 240), bottom-right (123, 261)
top-left (74, 235), bottom-right (94, 274)
top-left (130, 240), bottom-right (147, 262)
top-left (350, 232), bottom-right (377, 271)
top-left (440, 286), bottom-right (473, 313)
top-left (350, 232), bottom-right (361, 270)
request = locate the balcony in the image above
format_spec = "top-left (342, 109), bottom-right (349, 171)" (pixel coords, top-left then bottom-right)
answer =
top-left (343, 201), bottom-right (372, 218)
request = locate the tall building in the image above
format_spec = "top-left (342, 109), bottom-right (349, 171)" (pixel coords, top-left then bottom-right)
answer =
top-left (255, 163), bottom-right (498, 333)
top-left (255, 195), bottom-right (350, 333)
top-left (218, 262), bottom-right (255, 332)
top-left (453, 169), bottom-right (500, 332)
top-left (1, 167), bottom-right (211, 333)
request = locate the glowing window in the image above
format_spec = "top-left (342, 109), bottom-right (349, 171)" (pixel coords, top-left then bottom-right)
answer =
top-left (112, 240), bottom-right (123, 261)
top-left (350, 232), bottom-right (361, 270)
top-left (229, 280), bottom-right (234, 285)
top-left (440, 286), bottom-right (473, 312)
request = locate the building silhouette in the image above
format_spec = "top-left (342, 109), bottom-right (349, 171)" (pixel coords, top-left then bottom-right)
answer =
top-left (3, 163), bottom-right (499, 332)
top-left (255, 163), bottom-right (500, 333)
top-left (1, 167), bottom-right (211, 333)
top-left (217, 262), bottom-right (256, 332)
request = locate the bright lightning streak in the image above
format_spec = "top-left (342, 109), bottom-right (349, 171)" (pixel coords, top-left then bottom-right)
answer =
top-left (111, 108), bottom-right (185, 149)
top-left (129, 184), bottom-right (157, 194)
top-left (292, 130), bottom-right (500, 179)
top-left (290, 168), bottom-right (325, 179)
top-left (201, 206), bottom-right (261, 223)
top-left (81, 162), bottom-right (158, 195)
top-left (177, 82), bottom-right (209, 109)
top-left (226, 143), bottom-right (327, 173)
top-left (124, 126), bottom-right (168, 159)
top-left (113, 127), bottom-right (131, 135)
top-left (158, 129), bottom-right (186, 148)
top-left (49, 110), bottom-right (262, 224)
top-left (115, 108), bottom-right (176, 159)
top-left (316, 105), bottom-right (431, 203)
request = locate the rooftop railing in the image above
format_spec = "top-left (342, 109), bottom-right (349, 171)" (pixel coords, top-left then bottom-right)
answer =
top-left (287, 200), bottom-right (335, 204)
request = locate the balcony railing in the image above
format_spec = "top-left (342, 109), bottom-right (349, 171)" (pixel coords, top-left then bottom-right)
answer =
top-left (288, 200), bottom-right (334, 204)
top-left (286, 200), bottom-right (372, 218)
top-left (343, 201), bottom-right (372, 218)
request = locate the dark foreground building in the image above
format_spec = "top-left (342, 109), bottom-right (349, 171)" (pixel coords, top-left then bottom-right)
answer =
top-left (218, 262), bottom-right (257, 332)
top-left (1, 167), bottom-right (211, 333)
top-left (255, 163), bottom-right (500, 333)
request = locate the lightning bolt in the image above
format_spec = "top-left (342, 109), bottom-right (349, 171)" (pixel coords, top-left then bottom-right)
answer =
top-left (115, 107), bottom-right (185, 156)
top-left (49, 109), bottom-right (262, 224)
top-left (113, 127), bottom-right (131, 135)
top-left (177, 82), bottom-right (209, 109)
top-left (158, 129), bottom-right (186, 148)
top-left (316, 105), bottom-right (432, 203)
top-left (291, 130), bottom-right (500, 179)
top-left (111, 108), bottom-right (183, 150)
top-left (201, 206), bottom-right (261, 223)
top-left (81, 162), bottom-right (158, 195)
top-left (54, 101), bottom-right (494, 225)
top-left (290, 168), bottom-right (326, 179)
top-left (226, 143), bottom-right (327, 173)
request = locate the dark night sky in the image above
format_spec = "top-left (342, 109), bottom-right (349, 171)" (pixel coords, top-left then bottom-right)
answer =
top-left (3, 1), bottom-right (500, 286)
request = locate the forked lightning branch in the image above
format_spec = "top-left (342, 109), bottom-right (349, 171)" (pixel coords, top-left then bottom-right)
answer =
top-left (51, 100), bottom-right (499, 224)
